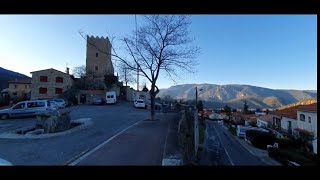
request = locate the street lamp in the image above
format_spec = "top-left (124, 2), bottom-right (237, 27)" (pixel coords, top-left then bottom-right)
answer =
top-left (195, 87), bottom-right (203, 111)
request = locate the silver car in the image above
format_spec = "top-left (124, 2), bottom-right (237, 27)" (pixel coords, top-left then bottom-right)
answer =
top-left (0, 100), bottom-right (56, 120)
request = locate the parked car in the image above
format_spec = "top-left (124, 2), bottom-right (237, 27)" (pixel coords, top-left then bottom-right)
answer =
top-left (50, 98), bottom-right (66, 108)
top-left (0, 100), bottom-right (56, 120)
top-left (106, 91), bottom-right (117, 104)
top-left (134, 99), bottom-right (146, 108)
top-left (236, 125), bottom-right (268, 138)
top-left (92, 97), bottom-right (104, 105)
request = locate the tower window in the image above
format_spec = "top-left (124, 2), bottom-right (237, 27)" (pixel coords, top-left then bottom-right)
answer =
top-left (95, 66), bottom-right (98, 71)
top-left (96, 53), bottom-right (98, 57)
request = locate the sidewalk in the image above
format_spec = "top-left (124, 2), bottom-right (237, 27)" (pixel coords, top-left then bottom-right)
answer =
top-left (72, 113), bottom-right (180, 165)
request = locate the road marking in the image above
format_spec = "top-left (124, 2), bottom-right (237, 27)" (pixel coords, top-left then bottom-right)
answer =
top-left (216, 123), bottom-right (272, 165)
top-left (212, 122), bottom-right (234, 166)
top-left (217, 123), bottom-right (256, 156)
top-left (67, 117), bottom-right (147, 166)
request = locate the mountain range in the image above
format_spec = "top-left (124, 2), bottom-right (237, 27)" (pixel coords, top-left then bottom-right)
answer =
top-left (157, 84), bottom-right (317, 109)
top-left (0, 67), bottom-right (30, 91)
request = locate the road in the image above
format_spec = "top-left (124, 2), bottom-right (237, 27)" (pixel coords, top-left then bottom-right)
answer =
top-left (205, 121), bottom-right (266, 166)
top-left (0, 102), bottom-right (151, 165)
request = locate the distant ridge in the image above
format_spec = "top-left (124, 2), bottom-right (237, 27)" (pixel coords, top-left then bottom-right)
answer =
top-left (157, 84), bottom-right (317, 109)
top-left (0, 67), bottom-right (30, 91)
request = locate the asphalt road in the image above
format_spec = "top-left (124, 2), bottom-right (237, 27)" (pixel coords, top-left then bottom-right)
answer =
top-left (0, 102), bottom-right (150, 165)
top-left (205, 121), bottom-right (266, 166)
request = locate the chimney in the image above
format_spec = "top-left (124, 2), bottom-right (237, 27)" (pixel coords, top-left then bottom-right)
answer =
top-left (66, 67), bottom-right (70, 75)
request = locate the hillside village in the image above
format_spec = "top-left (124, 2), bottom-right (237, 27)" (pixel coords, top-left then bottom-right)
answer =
top-left (0, 35), bottom-right (150, 107)
top-left (0, 15), bottom-right (317, 166)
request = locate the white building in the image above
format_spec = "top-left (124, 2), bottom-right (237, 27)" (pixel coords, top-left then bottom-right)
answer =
top-left (272, 106), bottom-right (299, 138)
top-left (257, 114), bottom-right (274, 128)
top-left (296, 103), bottom-right (317, 154)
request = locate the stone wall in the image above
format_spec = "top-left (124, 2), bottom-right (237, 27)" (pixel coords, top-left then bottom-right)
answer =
top-left (8, 82), bottom-right (31, 99)
top-left (31, 69), bottom-right (73, 100)
top-left (86, 36), bottom-right (114, 78)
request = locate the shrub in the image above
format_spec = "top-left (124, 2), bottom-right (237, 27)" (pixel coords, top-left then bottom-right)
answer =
top-left (268, 147), bottom-right (318, 166)
top-left (228, 126), bottom-right (236, 136)
top-left (246, 130), bottom-right (276, 149)
top-left (276, 138), bottom-right (301, 149)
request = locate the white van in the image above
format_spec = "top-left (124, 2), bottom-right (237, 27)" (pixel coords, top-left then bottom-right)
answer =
top-left (236, 125), bottom-right (269, 138)
top-left (106, 91), bottom-right (117, 104)
top-left (0, 100), bottom-right (56, 120)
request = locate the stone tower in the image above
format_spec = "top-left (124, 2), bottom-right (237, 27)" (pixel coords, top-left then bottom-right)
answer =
top-left (86, 35), bottom-right (114, 78)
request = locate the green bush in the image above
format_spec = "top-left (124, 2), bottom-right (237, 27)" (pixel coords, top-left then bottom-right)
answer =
top-left (246, 130), bottom-right (276, 149)
top-left (228, 126), bottom-right (236, 136)
top-left (276, 138), bottom-right (301, 149)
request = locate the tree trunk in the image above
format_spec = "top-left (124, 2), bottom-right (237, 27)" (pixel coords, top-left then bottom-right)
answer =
top-left (150, 85), bottom-right (156, 121)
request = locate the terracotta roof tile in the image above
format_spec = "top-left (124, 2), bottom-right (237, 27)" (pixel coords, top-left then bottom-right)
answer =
top-left (257, 114), bottom-right (274, 122)
top-left (8, 79), bottom-right (31, 84)
top-left (272, 106), bottom-right (301, 120)
top-left (296, 103), bottom-right (317, 113)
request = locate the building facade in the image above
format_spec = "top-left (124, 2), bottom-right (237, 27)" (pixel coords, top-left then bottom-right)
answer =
top-left (4, 79), bottom-right (31, 100)
top-left (86, 35), bottom-right (114, 78)
top-left (30, 68), bottom-right (74, 100)
top-left (296, 103), bottom-right (317, 154)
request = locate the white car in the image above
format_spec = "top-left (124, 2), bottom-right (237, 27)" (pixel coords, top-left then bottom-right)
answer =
top-left (134, 99), bottom-right (146, 108)
top-left (49, 98), bottom-right (66, 108)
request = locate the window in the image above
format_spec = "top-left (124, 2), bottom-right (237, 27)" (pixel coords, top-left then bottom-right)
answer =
top-left (27, 101), bottom-right (45, 108)
top-left (96, 53), bottom-right (98, 57)
top-left (39, 88), bottom-right (47, 94)
top-left (14, 85), bottom-right (17, 89)
top-left (55, 88), bottom-right (63, 94)
top-left (12, 103), bottom-right (25, 109)
top-left (25, 85), bottom-right (27, 88)
top-left (308, 117), bottom-right (311, 123)
top-left (40, 76), bottom-right (48, 82)
top-left (95, 66), bottom-right (98, 71)
top-left (12, 92), bottom-right (17, 96)
top-left (56, 77), bottom-right (63, 83)
top-left (300, 114), bottom-right (305, 121)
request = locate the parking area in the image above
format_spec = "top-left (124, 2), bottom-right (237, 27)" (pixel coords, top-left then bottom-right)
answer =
top-left (0, 101), bottom-right (151, 165)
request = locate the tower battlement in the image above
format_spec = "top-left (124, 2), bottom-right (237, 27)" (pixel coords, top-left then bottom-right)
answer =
top-left (87, 35), bottom-right (110, 42)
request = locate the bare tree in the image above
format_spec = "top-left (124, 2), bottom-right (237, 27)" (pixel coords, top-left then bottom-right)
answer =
top-left (80, 15), bottom-right (200, 120)
top-left (72, 65), bottom-right (86, 78)
top-left (117, 62), bottom-right (135, 87)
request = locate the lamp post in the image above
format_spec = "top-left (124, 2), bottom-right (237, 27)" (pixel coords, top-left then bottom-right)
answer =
top-left (195, 87), bottom-right (203, 112)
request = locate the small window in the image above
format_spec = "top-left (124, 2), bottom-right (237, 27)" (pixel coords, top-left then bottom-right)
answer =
top-left (56, 77), bottom-right (63, 83)
top-left (12, 103), bottom-right (25, 109)
top-left (40, 76), bottom-right (48, 82)
top-left (12, 92), bottom-right (17, 96)
top-left (95, 66), bottom-right (98, 71)
top-left (14, 85), bottom-right (17, 89)
top-left (96, 53), bottom-right (98, 57)
top-left (39, 88), bottom-right (47, 94)
top-left (111, 95), bottom-right (114, 98)
top-left (300, 114), bottom-right (305, 121)
top-left (25, 85), bottom-right (27, 88)
top-left (55, 88), bottom-right (63, 94)
top-left (308, 117), bottom-right (311, 123)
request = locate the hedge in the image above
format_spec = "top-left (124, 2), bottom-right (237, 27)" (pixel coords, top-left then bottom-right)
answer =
top-left (246, 129), bottom-right (276, 149)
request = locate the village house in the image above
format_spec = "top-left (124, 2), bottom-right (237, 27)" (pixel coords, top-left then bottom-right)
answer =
top-left (243, 114), bottom-right (257, 126)
top-left (295, 103), bottom-right (317, 154)
top-left (30, 68), bottom-right (74, 100)
top-left (271, 106), bottom-right (300, 138)
top-left (256, 114), bottom-right (274, 128)
top-left (1, 79), bottom-right (31, 100)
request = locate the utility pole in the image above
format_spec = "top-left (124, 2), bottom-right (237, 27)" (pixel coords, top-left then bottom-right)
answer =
top-left (135, 15), bottom-right (139, 91)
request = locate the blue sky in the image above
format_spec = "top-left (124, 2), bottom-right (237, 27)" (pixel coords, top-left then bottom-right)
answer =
top-left (0, 15), bottom-right (317, 90)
